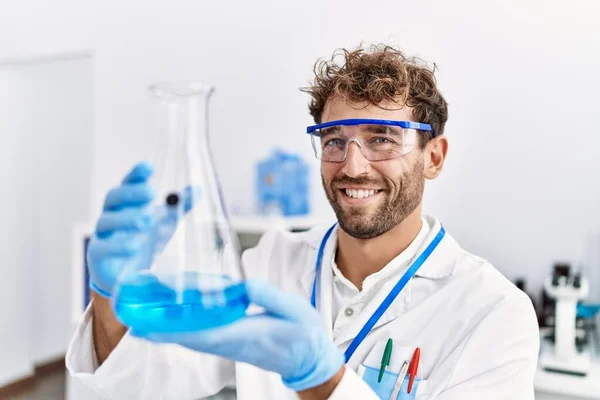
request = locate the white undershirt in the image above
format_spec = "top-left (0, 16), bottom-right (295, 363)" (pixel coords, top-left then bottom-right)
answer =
top-left (329, 217), bottom-right (431, 339)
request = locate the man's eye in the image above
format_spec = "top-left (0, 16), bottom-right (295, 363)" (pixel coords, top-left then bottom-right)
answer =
top-left (372, 137), bottom-right (393, 144)
top-left (324, 138), bottom-right (345, 147)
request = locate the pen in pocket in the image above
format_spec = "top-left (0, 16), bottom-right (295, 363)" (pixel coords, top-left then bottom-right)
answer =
top-left (378, 338), bottom-right (393, 383)
top-left (407, 347), bottom-right (421, 394)
top-left (388, 360), bottom-right (409, 400)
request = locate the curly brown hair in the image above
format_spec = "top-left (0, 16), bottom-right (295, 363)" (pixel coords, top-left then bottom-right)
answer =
top-left (301, 44), bottom-right (448, 149)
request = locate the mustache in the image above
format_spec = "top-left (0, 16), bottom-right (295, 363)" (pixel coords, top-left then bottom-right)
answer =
top-left (330, 175), bottom-right (387, 189)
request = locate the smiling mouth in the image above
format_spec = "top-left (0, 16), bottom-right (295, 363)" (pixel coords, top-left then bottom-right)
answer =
top-left (341, 188), bottom-right (381, 199)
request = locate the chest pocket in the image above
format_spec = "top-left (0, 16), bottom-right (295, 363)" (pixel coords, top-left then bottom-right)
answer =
top-left (358, 340), bottom-right (432, 400)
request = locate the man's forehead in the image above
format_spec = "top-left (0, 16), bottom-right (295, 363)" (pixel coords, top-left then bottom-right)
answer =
top-left (321, 96), bottom-right (415, 123)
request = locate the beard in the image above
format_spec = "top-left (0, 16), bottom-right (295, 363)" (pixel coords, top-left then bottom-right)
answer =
top-left (322, 158), bottom-right (425, 240)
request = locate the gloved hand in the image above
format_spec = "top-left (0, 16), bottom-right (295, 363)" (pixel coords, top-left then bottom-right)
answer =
top-left (133, 279), bottom-right (345, 392)
top-left (87, 162), bottom-right (156, 297)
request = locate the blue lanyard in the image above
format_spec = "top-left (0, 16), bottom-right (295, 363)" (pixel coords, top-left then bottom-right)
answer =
top-left (311, 224), bottom-right (446, 363)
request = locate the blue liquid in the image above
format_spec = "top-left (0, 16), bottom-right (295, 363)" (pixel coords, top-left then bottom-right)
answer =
top-left (113, 272), bottom-right (249, 334)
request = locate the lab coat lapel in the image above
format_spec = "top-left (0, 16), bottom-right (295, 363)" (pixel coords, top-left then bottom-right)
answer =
top-left (332, 222), bottom-right (460, 351)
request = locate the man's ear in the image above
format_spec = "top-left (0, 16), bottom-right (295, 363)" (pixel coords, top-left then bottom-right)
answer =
top-left (423, 135), bottom-right (448, 179)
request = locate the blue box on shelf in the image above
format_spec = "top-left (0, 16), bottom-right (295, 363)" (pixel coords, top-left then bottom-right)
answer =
top-left (256, 149), bottom-right (310, 216)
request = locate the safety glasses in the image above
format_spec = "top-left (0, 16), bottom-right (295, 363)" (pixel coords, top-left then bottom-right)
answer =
top-left (306, 118), bottom-right (433, 162)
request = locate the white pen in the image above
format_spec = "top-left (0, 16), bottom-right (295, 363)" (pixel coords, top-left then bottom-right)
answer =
top-left (388, 361), bottom-right (409, 400)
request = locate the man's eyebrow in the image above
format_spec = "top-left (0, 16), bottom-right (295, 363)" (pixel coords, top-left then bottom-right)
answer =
top-left (361, 124), bottom-right (402, 134)
top-left (320, 126), bottom-right (342, 137)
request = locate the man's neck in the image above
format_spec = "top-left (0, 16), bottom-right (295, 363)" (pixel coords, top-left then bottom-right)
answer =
top-left (335, 207), bottom-right (423, 290)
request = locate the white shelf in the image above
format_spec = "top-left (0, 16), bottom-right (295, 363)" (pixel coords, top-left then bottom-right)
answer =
top-left (230, 215), bottom-right (332, 234)
top-left (535, 361), bottom-right (600, 399)
top-left (534, 332), bottom-right (600, 399)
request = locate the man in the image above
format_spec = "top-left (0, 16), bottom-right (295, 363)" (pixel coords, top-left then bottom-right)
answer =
top-left (67, 45), bottom-right (539, 399)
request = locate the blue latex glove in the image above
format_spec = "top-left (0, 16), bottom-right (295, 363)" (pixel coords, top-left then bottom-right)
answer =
top-left (89, 161), bottom-right (200, 298)
top-left (133, 280), bottom-right (345, 392)
top-left (88, 162), bottom-right (156, 297)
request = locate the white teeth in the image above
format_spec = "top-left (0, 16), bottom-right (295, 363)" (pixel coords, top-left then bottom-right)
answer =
top-left (344, 188), bottom-right (379, 199)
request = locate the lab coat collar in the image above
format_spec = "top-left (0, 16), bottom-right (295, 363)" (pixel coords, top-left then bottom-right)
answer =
top-left (413, 215), bottom-right (458, 280)
top-left (300, 215), bottom-right (456, 288)
top-left (300, 214), bottom-right (460, 349)
top-left (334, 221), bottom-right (461, 348)
top-left (299, 224), bottom-right (337, 297)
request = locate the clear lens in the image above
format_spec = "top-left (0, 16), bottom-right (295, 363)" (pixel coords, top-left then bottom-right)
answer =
top-left (310, 124), bottom-right (417, 162)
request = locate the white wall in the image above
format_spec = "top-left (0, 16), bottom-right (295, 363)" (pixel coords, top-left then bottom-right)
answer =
top-left (1, 0), bottom-right (600, 367)
top-left (27, 57), bottom-right (94, 363)
top-left (0, 0), bottom-right (93, 61)
top-left (0, 56), bottom-right (94, 383)
top-left (86, 0), bottom-right (600, 298)
top-left (0, 70), bottom-right (36, 386)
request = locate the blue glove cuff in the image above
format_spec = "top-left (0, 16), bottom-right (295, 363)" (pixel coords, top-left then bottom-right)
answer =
top-left (282, 343), bottom-right (345, 392)
top-left (89, 280), bottom-right (112, 299)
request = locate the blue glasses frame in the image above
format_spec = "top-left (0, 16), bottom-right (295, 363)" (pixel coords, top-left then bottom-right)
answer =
top-left (306, 118), bottom-right (433, 135)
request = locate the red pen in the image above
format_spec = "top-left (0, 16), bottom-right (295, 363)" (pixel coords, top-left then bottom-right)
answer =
top-left (407, 347), bottom-right (420, 394)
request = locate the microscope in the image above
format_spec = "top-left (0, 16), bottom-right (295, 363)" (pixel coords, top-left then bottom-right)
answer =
top-left (539, 264), bottom-right (591, 376)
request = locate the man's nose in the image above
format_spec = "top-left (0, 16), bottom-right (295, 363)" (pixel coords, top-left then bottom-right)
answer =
top-left (341, 141), bottom-right (370, 177)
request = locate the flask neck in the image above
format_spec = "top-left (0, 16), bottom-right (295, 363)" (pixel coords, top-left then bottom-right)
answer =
top-left (150, 82), bottom-right (214, 149)
top-left (166, 95), bottom-right (211, 149)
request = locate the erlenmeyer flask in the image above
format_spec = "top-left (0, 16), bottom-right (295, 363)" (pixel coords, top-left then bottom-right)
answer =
top-left (112, 81), bottom-right (249, 334)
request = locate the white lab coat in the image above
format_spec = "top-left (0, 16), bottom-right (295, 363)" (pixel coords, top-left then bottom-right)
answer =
top-left (66, 215), bottom-right (539, 400)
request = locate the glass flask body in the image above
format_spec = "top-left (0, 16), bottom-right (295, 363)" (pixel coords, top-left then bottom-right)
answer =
top-left (112, 82), bottom-right (248, 334)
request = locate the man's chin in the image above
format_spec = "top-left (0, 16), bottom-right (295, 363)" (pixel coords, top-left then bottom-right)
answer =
top-left (332, 201), bottom-right (389, 239)
top-left (338, 203), bottom-right (378, 218)
top-left (337, 211), bottom-right (373, 229)
top-left (338, 220), bottom-right (382, 240)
